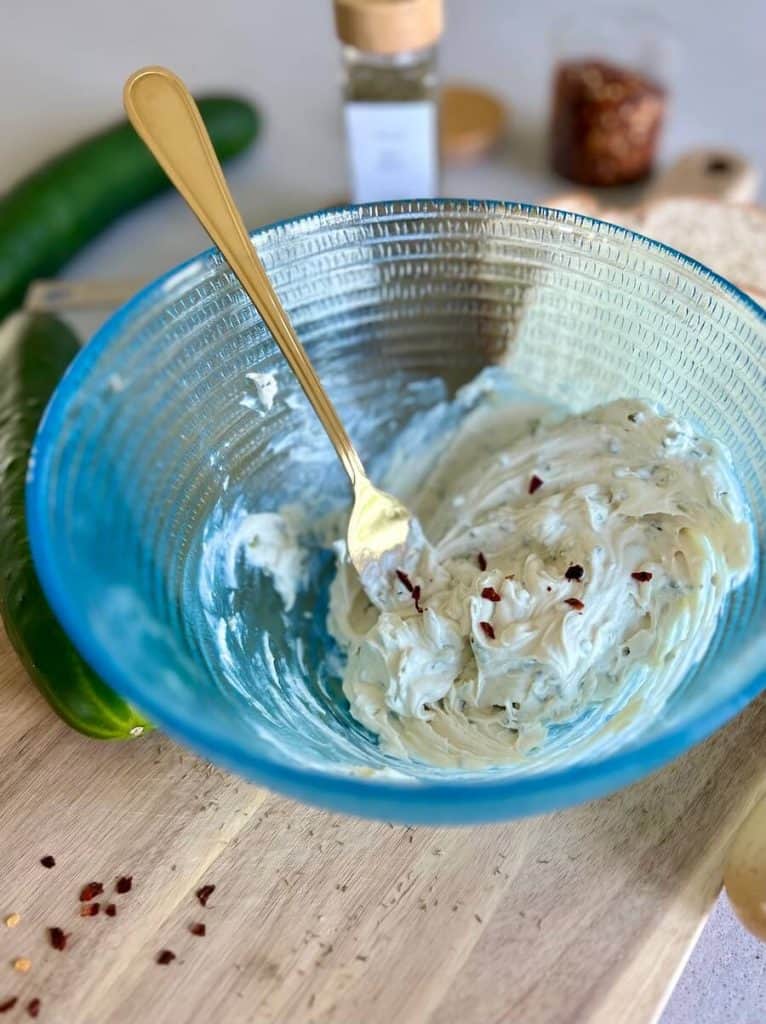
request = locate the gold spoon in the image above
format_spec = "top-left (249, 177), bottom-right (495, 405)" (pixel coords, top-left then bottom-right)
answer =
top-left (124, 66), bottom-right (417, 590)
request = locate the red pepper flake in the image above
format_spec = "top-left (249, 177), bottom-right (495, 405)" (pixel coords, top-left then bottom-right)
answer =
top-left (479, 621), bottom-right (496, 640)
top-left (477, 552), bottom-right (487, 571)
top-left (529, 474), bottom-right (543, 494)
top-left (39, 855), bottom-right (55, 869)
top-left (115, 876), bottom-right (133, 894)
top-left (0, 998), bottom-right (18, 1014)
top-left (565, 564), bottom-right (584, 581)
top-left (48, 927), bottom-right (69, 951)
top-left (156, 950), bottom-right (176, 965)
top-left (189, 922), bottom-right (206, 937)
top-left (395, 569), bottom-right (414, 593)
top-left (396, 570), bottom-right (423, 612)
top-left (481, 587), bottom-right (501, 602)
top-left (631, 571), bottom-right (653, 582)
top-left (27, 999), bottom-right (41, 1019)
top-left (105, 904), bottom-right (117, 917)
top-left (79, 882), bottom-right (104, 902)
top-left (80, 903), bottom-right (100, 917)
top-left (196, 884), bottom-right (215, 907)
top-left (564, 597), bottom-right (585, 611)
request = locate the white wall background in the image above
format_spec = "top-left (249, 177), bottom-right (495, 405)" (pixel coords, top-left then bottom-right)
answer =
top-left (2, 0), bottom-right (765, 284)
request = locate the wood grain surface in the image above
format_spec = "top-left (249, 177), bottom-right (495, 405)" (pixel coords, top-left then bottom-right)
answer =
top-left (5, 193), bottom-right (766, 1022)
top-left (1, 623), bottom-right (764, 1024)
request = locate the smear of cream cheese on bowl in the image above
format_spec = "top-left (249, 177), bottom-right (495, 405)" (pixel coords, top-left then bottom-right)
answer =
top-left (222, 510), bottom-right (305, 612)
top-left (240, 371), bottom-right (279, 414)
top-left (206, 369), bottom-right (754, 773)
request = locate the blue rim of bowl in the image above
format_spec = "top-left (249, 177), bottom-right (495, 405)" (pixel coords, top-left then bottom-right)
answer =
top-left (26, 199), bottom-right (766, 819)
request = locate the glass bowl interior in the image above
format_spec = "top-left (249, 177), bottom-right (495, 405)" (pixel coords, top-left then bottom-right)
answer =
top-left (28, 200), bottom-right (766, 824)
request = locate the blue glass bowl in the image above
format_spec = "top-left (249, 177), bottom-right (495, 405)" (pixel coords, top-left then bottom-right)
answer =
top-left (28, 200), bottom-right (766, 824)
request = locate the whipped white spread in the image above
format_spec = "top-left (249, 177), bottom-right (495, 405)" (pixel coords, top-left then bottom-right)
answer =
top-left (222, 508), bottom-right (305, 611)
top-left (327, 397), bottom-right (753, 768)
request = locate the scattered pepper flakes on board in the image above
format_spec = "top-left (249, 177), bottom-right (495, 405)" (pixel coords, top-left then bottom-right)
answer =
top-left (189, 922), bottom-right (206, 937)
top-left (196, 884), bottom-right (215, 907)
top-left (156, 950), bottom-right (176, 965)
top-left (529, 474), bottom-right (543, 494)
top-left (115, 876), bottom-right (132, 894)
top-left (27, 999), bottom-right (41, 1019)
top-left (105, 904), bottom-right (117, 917)
top-left (79, 882), bottom-right (103, 901)
top-left (0, 998), bottom-right (18, 1014)
top-left (48, 927), bottom-right (68, 951)
top-left (80, 903), bottom-right (99, 917)
top-left (39, 856), bottom-right (55, 869)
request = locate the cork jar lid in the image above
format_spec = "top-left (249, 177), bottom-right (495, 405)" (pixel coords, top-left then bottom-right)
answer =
top-left (440, 84), bottom-right (508, 163)
top-left (334, 0), bottom-right (443, 55)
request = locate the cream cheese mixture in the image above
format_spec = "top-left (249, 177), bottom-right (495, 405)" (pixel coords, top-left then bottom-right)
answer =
top-left (326, 395), bottom-right (753, 767)
top-left (223, 374), bottom-right (753, 771)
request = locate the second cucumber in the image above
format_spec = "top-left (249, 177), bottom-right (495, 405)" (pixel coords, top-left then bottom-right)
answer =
top-left (0, 95), bottom-right (261, 319)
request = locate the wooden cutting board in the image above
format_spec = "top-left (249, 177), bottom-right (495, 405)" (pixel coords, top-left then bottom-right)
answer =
top-left (1, 621), bottom-right (766, 1024)
top-left (4, 167), bottom-right (766, 1022)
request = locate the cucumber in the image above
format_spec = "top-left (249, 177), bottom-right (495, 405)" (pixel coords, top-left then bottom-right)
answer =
top-left (0, 311), bottom-right (151, 738)
top-left (0, 96), bottom-right (260, 319)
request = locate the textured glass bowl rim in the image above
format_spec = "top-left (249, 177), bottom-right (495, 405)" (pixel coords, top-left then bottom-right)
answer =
top-left (27, 199), bottom-right (766, 819)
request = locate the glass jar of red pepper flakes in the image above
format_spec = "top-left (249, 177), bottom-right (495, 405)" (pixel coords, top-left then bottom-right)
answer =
top-left (549, 9), bottom-right (676, 187)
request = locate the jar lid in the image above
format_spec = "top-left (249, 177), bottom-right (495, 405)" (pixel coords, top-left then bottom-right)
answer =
top-left (333, 0), bottom-right (443, 55)
top-left (440, 84), bottom-right (508, 164)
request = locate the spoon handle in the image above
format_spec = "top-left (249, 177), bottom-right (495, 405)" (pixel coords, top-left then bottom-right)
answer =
top-left (124, 66), bottom-right (365, 486)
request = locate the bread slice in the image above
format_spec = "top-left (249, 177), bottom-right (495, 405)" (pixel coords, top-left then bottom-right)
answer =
top-left (545, 192), bottom-right (766, 305)
top-left (635, 197), bottom-right (766, 302)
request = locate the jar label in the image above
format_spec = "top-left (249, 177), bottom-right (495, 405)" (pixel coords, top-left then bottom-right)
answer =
top-left (345, 101), bottom-right (437, 204)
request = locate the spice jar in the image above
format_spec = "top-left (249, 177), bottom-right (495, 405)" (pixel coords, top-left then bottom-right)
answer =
top-left (333, 0), bottom-right (443, 203)
top-left (549, 10), bottom-right (674, 187)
